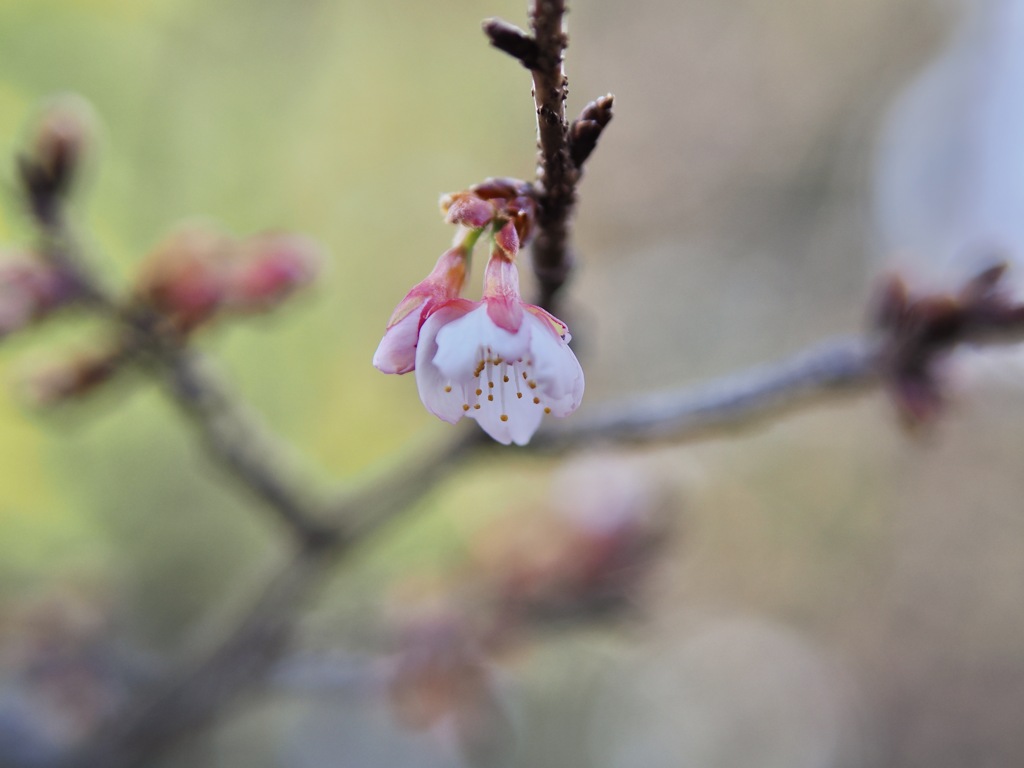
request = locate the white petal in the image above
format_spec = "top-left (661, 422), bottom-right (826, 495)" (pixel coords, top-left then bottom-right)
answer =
top-left (372, 311), bottom-right (420, 374)
top-left (466, 359), bottom-right (544, 445)
top-left (433, 306), bottom-right (530, 381)
top-left (415, 305), bottom-right (474, 424)
top-left (525, 314), bottom-right (585, 406)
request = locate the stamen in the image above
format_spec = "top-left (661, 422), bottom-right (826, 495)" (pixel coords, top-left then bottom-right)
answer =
top-left (500, 414), bottom-right (508, 422)
top-left (462, 404), bottom-right (470, 411)
top-left (533, 397), bottom-right (540, 405)
top-left (444, 386), bottom-right (452, 393)
top-left (544, 407), bottom-right (551, 414)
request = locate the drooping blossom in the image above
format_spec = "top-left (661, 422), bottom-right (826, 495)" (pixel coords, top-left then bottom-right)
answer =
top-left (414, 239), bottom-right (584, 446)
top-left (372, 238), bottom-right (471, 375)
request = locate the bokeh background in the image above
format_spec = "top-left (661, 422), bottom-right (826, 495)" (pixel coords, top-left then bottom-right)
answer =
top-left (3, 0), bottom-right (1024, 766)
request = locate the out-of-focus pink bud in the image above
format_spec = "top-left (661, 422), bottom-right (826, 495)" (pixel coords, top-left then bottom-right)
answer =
top-left (223, 232), bottom-right (323, 313)
top-left (18, 95), bottom-right (97, 216)
top-left (132, 225), bottom-right (235, 334)
top-left (21, 345), bottom-right (125, 407)
top-left (0, 252), bottom-right (74, 340)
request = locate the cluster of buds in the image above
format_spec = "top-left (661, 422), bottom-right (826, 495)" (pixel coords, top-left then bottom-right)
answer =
top-left (873, 263), bottom-right (1024, 423)
top-left (20, 226), bottom-right (321, 407)
top-left (3, 96), bottom-right (325, 409)
top-left (132, 224), bottom-right (323, 336)
top-left (373, 177), bottom-right (583, 445)
top-left (0, 251), bottom-right (76, 340)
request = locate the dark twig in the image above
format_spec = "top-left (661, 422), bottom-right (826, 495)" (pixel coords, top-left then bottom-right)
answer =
top-left (486, 1), bottom-right (613, 314)
top-left (482, 18), bottom-right (541, 69)
top-left (526, 0), bottom-right (575, 312)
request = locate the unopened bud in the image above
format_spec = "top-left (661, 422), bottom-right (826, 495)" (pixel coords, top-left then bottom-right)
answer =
top-left (0, 252), bottom-right (74, 340)
top-left (21, 344), bottom-right (124, 408)
top-left (19, 95), bottom-right (96, 213)
top-left (442, 193), bottom-right (496, 229)
top-left (224, 232), bottom-right (323, 312)
top-left (133, 225), bottom-right (235, 334)
top-left (493, 220), bottom-right (519, 259)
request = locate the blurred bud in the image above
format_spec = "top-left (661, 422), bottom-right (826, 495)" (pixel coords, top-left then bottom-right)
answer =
top-left (223, 232), bottom-right (323, 313)
top-left (0, 252), bottom-right (74, 340)
top-left (18, 95), bottom-right (96, 214)
top-left (872, 264), bottom-right (1024, 425)
top-left (388, 615), bottom-right (479, 731)
top-left (387, 612), bottom-right (515, 765)
top-left (20, 343), bottom-right (126, 407)
top-left (474, 456), bottom-right (671, 628)
top-left (132, 225), bottom-right (235, 334)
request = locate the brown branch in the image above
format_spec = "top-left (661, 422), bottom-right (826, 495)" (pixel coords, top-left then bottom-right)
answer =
top-left (527, 0), bottom-right (575, 313)
top-left (31, 208), bottom-right (332, 547)
top-left (486, 2), bottom-right (613, 314)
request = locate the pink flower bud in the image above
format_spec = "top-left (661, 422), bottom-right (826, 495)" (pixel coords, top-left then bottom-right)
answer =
top-left (0, 252), bottom-right (72, 339)
top-left (21, 345), bottom-right (123, 407)
top-left (224, 232), bottom-right (323, 313)
top-left (373, 246), bottom-right (469, 374)
top-left (132, 225), bottom-right (234, 334)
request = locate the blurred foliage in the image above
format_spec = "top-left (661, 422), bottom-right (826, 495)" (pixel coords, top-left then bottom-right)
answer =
top-left (0, 0), bottom-right (533, 636)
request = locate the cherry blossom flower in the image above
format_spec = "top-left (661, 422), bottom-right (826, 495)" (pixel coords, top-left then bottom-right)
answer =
top-left (373, 241), bottom-right (470, 375)
top-left (414, 248), bottom-right (583, 445)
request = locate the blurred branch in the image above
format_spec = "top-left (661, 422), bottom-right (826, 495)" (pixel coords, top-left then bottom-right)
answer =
top-left (534, 337), bottom-right (880, 448)
top-left (32, 207), bottom-right (333, 547)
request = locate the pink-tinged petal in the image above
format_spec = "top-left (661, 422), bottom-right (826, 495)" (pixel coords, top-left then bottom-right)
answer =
top-left (444, 196), bottom-right (496, 229)
top-left (386, 293), bottom-right (427, 330)
top-left (373, 310), bottom-right (421, 374)
top-left (415, 303), bottom-right (476, 423)
top-left (525, 313), bottom-right (584, 402)
top-left (482, 253), bottom-right (524, 332)
top-left (433, 305), bottom-right (531, 381)
top-left (494, 220), bottom-right (519, 259)
top-left (485, 294), bottom-right (523, 333)
top-left (524, 304), bottom-right (570, 340)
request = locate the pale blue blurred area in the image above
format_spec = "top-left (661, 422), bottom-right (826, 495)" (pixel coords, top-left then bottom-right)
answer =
top-left (875, 0), bottom-right (1024, 291)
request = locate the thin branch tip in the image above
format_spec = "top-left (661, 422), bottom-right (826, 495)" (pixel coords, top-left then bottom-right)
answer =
top-left (482, 17), bottom-right (541, 69)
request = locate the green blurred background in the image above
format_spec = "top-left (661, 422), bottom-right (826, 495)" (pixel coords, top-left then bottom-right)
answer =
top-left (3, 0), bottom-right (1024, 766)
